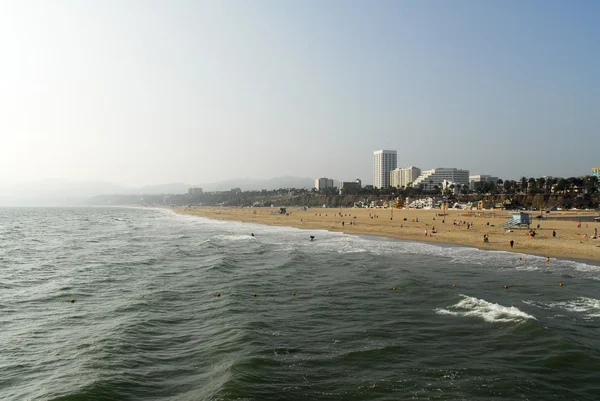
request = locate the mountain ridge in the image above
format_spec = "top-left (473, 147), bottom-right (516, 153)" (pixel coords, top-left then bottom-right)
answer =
top-left (0, 176), bottom-right (316, 205)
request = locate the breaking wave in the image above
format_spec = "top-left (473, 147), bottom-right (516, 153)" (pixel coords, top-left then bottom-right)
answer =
top-left (523, 297), bottom-right (600, 319)
top-left (436, 294), bottom-right (537, 323)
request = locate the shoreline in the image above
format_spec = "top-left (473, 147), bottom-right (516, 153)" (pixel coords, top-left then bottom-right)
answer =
top-left (169, 206), bottom-right (600, 265)
top-left (353, 232), bottom-right (600, 267)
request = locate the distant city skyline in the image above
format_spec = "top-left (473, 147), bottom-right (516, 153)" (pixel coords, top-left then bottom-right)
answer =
top-left (0, 1), bottom-right (598, 187)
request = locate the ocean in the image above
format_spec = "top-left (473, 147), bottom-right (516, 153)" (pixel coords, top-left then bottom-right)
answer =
top-left (1, 206), bottom-right (599, 401)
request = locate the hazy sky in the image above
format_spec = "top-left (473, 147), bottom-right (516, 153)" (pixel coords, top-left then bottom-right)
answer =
top-left (0, 0), bottom-right (598, 186)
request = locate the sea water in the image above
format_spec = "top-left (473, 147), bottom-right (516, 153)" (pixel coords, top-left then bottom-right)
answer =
top-left (1, 207), bottom-right (599, 400)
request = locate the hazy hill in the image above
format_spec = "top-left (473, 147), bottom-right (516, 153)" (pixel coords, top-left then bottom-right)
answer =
top-left (201, 176), bottom-right (314, 191)
top-left (0, 177), bottom-right (315, 205)
top-left (131, 183), bottom-right (190, 195)
top-left (1, 179), bottom-right (127, 197)
top-left (0, 179), bottom-right (128, 206)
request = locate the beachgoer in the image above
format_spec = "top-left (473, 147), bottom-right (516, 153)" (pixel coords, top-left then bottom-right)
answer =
top-left (552, 230), bottom-right (556, 237)
top-left (424, 229), bottom-right (428, 236)
top-left (510, 239), bottom-right (514, 248)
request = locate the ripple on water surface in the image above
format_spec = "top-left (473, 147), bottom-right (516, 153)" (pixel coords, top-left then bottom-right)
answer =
top-left (1, 207), bottom-right (600, 401)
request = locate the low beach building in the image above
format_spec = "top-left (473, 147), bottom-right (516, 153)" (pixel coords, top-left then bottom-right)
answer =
top-left (406, 197), bottom-right (439, 209)
top-left (339, 179), bottom-right (362, 194)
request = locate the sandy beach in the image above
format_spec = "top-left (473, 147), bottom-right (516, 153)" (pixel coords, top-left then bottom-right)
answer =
top-left (173, 206), bottom-right (600, 263)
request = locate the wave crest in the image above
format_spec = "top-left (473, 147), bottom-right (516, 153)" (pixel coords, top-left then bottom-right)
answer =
top-left (436, 295), bottom-right (537, 323)
top-left (524, 297), bottom-right (600, 319)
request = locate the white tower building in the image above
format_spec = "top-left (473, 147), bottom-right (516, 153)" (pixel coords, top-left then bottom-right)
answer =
top-left (390, 166), bottom-right (422, 188)
top-left (315, 178), bottom-right (335, 191)
top-left (373, 150), bottom-right (397, 189)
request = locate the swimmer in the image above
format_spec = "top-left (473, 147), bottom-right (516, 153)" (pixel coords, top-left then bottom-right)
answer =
top-left (251, 233), bottom-right (254, 237)
top-left (310, 236), bottom-right (315, 241)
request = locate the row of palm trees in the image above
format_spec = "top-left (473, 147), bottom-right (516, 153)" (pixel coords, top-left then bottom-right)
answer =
top-left (503, 175), bottom-right (599, 195)
top-left (177, 175), bottom-right (599, 206)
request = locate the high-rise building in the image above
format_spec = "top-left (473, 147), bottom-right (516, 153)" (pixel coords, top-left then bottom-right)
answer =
top-left (373, 150), bottom-right (397, 189)
top-left (315, 177), bottom-right (335, 191)
top-left (592, 166), bottom-right (600, 179)
top-left (390, 166), bottom-right (421, 188)
top-left (411, 168), bottom-right (470, 191)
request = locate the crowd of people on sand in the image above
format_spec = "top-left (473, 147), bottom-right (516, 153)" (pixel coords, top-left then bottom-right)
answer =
top-left (282, 208), bottom-right (599, 249)
top-left (576, 221), bottom-right (598, 239)
top-left (451, 220), bottom-right (478, 230)
top-left (583, 226), bottom-right (598, 240)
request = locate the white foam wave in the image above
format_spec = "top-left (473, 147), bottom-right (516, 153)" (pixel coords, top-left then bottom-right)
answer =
top-left (436, 295), bottom-right (536, 323)
top-left (514, 264), bottom-right (541, 272)
top-left (161, 209), bottom-right (600, 280)
top-left (213, 234), bottom-right (255, 242)
top-left (524, 297), bottom-right (600, 319)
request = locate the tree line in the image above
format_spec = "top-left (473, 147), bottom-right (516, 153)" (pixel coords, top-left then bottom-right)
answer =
top-left (87, 175), bottom-right (599, 208)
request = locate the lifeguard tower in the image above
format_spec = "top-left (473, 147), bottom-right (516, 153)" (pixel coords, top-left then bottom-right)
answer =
top-left (500, 212), bottom-right (531, 230)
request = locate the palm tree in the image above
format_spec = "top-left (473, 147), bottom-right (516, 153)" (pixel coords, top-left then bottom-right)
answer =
top-left (536, 177), bottom-right (546, 194)
top-left (583, 175), bottom-right (598, 194)
top-left (520, 177), bottom-right (528, 194)
top-left (527, 177), bottom-right (537, 194)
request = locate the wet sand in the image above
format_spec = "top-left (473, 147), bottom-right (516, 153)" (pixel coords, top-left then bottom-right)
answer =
top-left (173, 206), bottom-right (600, 263)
